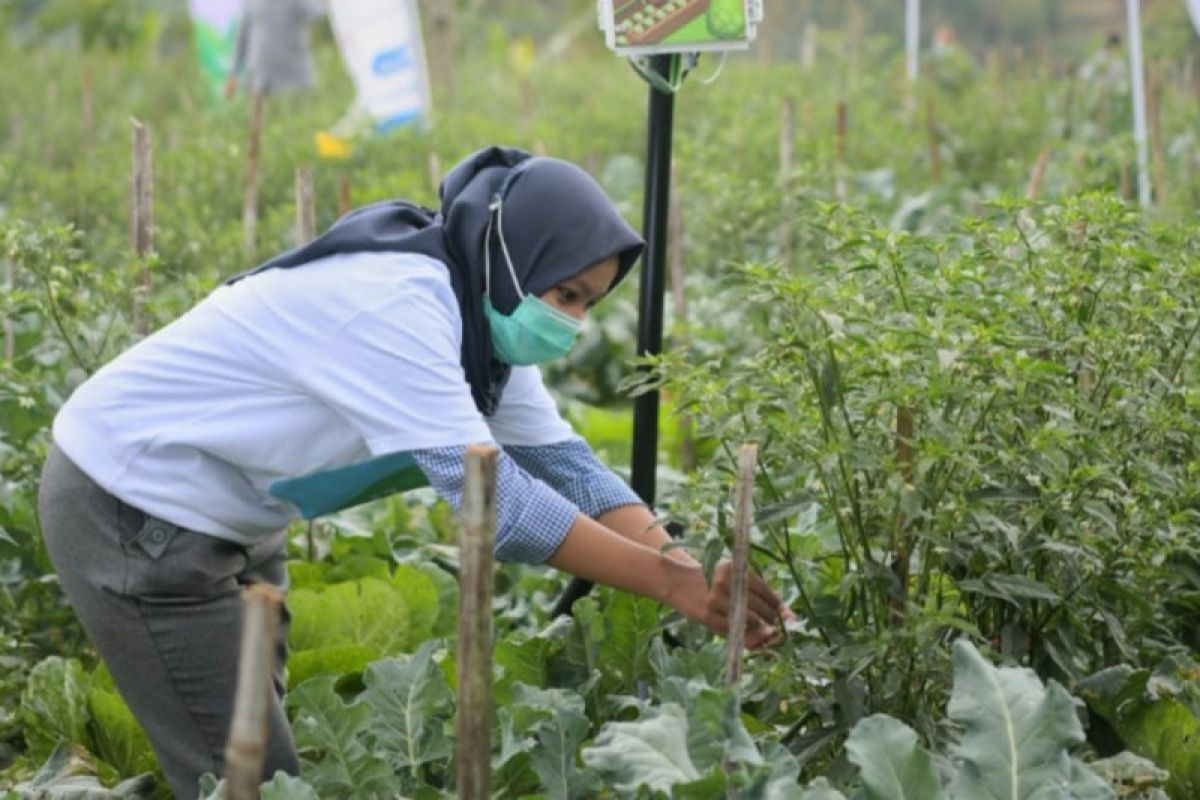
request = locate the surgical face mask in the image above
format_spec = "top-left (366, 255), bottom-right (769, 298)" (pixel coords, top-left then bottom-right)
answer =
top-left (483, 198), bottom-right (583, 366)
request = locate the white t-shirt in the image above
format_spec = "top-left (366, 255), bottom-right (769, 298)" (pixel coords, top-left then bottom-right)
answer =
top-left (53, 252), bottom-right (574, 543)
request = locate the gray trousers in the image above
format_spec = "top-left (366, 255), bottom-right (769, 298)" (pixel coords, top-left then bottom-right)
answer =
top-left (37, 445), bottom-right (299, 798)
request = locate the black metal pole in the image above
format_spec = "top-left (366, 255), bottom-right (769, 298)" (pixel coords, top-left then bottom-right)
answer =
top-left (552, 54), bottom-right (676, 618)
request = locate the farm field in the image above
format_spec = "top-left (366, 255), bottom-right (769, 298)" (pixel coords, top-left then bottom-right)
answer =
top-left (2, 1), bottom-right (1200, 798)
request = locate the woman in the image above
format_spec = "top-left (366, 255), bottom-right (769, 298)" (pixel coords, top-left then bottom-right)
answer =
top-left (37, 146), bottom-right (788, 797)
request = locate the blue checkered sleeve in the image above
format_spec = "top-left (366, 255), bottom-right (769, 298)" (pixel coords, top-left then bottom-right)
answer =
top-left (504, 436), bottom-right (645, 519)
top-left (410, 446), bottom-right (580, 564)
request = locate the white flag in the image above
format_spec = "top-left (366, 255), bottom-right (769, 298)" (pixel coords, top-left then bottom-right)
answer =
top-left (328, 0), bottom-right (432, 130)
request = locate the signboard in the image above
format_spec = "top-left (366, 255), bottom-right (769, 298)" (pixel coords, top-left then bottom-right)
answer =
top-left (188, 0), bottom-right (243, 99)
top-left (328, 0), bottom-right (432, 132)
top-left (598, 0), bottom-right (762, 56)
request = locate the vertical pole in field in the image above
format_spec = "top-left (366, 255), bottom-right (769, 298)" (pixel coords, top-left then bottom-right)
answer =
top-left (905, 0), bottom-right (920, 82)
top-left (1125, 0), bottom-right (1152, 208)
top-left (295, 167), bottom-right (316, 246)
top-left (457, 444), bottom-right (497, 800)
top-left (224, 584), bottom-right (283, 800)
top-left (1147, 70), bottom-right (1167, 208)
top-left (337, 174), bottom-right (353, 218)
top-left (925, 96), bottom-right (941, 186)
top-left (131, 119), bottom-right (153, 335)
top-left (779, 95), bottom-right (796, 265)
top-left (82, 65), bottom-right (95, 160)
top-left (428, 151), bottom-right (442, 195)
top-left (243, 92), bottom-right (264, 256)
top-left (631, 53), bottom-right (676, 508)
top-left (834, 100), bottom-right (848, 202)
top-left (725, 443), bottom-right (758, 686)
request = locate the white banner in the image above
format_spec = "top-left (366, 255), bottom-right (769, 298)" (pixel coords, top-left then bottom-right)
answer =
top-left (329, 0), bottom-right (432, 131)
top-left (1186, 0), bottom-right (1200, 35)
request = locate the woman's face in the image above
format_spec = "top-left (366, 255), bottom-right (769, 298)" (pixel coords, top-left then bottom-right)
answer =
top-left (538, 256), bottom-right (619, 321)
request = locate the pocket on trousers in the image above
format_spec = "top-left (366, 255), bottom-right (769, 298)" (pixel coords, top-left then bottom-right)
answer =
top-left (123, 516), bottom-right (247, 601)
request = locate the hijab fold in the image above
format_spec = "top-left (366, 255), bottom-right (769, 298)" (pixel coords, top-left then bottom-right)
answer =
top-left (227, 146), bottom-right (644, 415)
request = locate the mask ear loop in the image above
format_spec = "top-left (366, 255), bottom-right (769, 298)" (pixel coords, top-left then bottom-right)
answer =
top-left (487, 195), bottom-right (525, 300)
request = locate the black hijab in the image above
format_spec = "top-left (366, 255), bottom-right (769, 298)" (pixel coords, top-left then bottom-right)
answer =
top-left (227, 146), bottom-right (645, 415)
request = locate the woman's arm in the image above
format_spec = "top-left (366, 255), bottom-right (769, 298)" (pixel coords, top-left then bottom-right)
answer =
top-left (546, 513), bottom-right (788, 649)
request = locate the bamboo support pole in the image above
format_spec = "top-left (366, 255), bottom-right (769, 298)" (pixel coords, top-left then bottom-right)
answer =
top-left (925, 96), bottom-right (941, 186)
top-left (295, 167), bottom-right (316, 246)
top-left (800, 23), bottom-right (817, 72)
top-left (224, 584), bottom-right (283, 800)
top-left (428, 151), bottom-right (442, 195)
top-left (82, 65), bottom-right (94, 159)
top-left (1025, 147), bottom-right (1053, 200)
top-left (131, 119), bottom-right (153, 334)
top-left (725, 443), bottom-right (758, 686)
top-left (1148, 70), bottom-right (1167, 208)
top-left (242, 92), bottom-right (264, 257)
top-left (336, 174), bottom-right (352, 218)
top-left (456, 444), bottom-right (498, 799)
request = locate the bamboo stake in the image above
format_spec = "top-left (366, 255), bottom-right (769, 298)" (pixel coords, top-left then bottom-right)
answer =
top-left (224, 584), bottom-right (283, 799)
top-left (667, 165), bottom-right (695, 472)
top-left (82, 64), bottom-right (94, 159)
top-left (1025, 147), bottom-right (1053, 200)
top-left (131, 119), bottom-right (153, 334)
top-left (336, 174), bottom-right (352, 218)
top-left (1147, 70), bottom-right (1167, 208)
top-left (725, 443), bottom-right (758, 686)
top-left (295, 167), bottom-right (316, 246)
top-left (800, 22), bottom-right (818, 72)
top-left (427, 151), bottom-right (442, 195)
top-left (925, 96), bottom-right (941, 186)
top-left (457, 444), bottom-right (498, 800)
top-left (242, 92), bottom-right (264, 257)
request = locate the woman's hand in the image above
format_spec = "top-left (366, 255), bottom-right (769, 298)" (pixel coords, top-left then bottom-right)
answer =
top-left (666, 559), bottom-right (792, 650)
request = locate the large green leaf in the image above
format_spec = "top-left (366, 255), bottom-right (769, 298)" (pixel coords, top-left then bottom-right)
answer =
top-left (359, 641), bottom-right (454, 773)
top-left (845, 714), bottom-right (942, 800)
top-left (12, 742), bottom-right (156, 798)
top-left (389, 564), bottom-right (440, 650)
top-left (945, 640), bottom-right (1093, 800)
top-left (87, 687), bottom-right (158, 779)
top-left (287, 578), bottom-right (411, 655)
top-left (582, 703), bottom-right (700, 793)
top-left (259, 771), bottom-right (321, 799)
top-left (20, 657), bottom-right (92, 762)
top-left (287, 676), bottom-right (394, 799)
top-left (506, 684), bottom-right (595, 800)
top-left (597, 591), bottom-right (661, 693)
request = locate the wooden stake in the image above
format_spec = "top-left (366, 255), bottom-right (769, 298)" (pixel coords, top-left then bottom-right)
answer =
top-left (224, 584), bottom-right (283, 800)
top-left (336, 174), bottom-right (352, 218)
top-left (457, 444), bottom-right (498, 800)
top-left (82, 64), bottom-right (94, 159)
top-left (725, 443), bottom-right (758, 686)
top-left (242, 92), bottom-right (264, 257)
top-left (1147, 70), bottom-right (1167, 208)
top-left (427, 151), bottom-right (442, 195)
top-left (1025, 147), bottom-right (1052, 200)
top-left (925, 96), bottom-right (941, 186)
top-left (295, 167), bottom-right (316, 246)
top-left (800, 22), bottom-right (818, 72)
top-left (131, 119), bottom-right (153, 334)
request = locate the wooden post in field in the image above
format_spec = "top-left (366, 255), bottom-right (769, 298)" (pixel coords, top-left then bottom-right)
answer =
top-left (1147, 71), bottom-right (1167, 208)
top-left (457, 444), bottom-right (498, 800)
top-left (242, 92), bottom-right (264, 257)
top-left (295, 167), bottom-right (316, 246)
top-left (800, 22), bottom-right (818, 72)
top-left (834, 100), bottom-right (848, 202)
top-left (336, 174), bottom-right (352, 218)
top-left (131, 119), bottom-right (153, 334)
top-left (725, 443), bottom-right (758, 686)
top-left (925, 96), bottom-right (941, 186)
top-left (1025, 147), bottom-right (1052, 200)
top-left (224, 584), bottom-right (283, 799)
top-left (890, 407), bottom-right (915, 623)
top-left (667, 165), bottom-right (695, 471)
top-left (428, 151), bottom-right (442, 195)
top-left (779, 96), bottom-right (796, 264)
